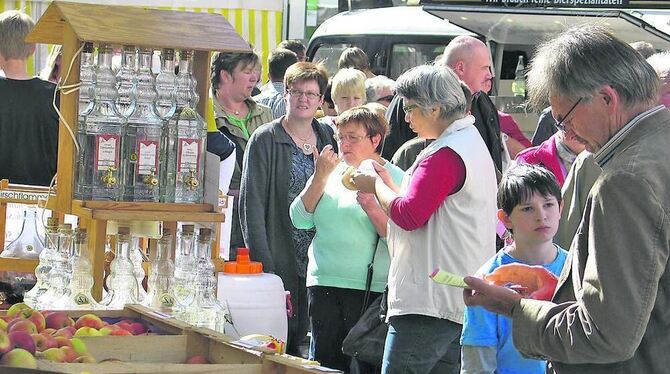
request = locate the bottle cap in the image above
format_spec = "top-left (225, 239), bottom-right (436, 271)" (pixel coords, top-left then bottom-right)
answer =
top-left (182, 224), bottom-right (194, 234)
top-left (162, 227), bottom-right (172, 236)
top-left (198, 228), bottom-right (211, 242)
top-left (118, 227), bottom-right (130, 235)
top-left (223, 247), bottom-right (263, 274)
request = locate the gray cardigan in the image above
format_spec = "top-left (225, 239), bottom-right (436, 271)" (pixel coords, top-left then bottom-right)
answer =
top-left (239, 117), bottom-right (336, 294)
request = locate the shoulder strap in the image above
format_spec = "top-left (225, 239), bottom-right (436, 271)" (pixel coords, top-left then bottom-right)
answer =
top-left (361, 235), bottom-right (380, 315)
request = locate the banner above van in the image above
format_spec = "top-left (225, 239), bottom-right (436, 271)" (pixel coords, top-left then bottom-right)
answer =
top-left (421, 0), bottom-right (670, 9)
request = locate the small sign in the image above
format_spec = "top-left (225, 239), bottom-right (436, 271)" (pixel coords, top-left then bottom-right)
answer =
top-left (95, 134), bottom-right (120, 171)
top-left (137, 140), bottom-right (159, 175)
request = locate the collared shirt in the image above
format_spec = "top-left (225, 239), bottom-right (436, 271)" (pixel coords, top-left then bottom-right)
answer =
top-left (253, 81), bottom-right (286, 120)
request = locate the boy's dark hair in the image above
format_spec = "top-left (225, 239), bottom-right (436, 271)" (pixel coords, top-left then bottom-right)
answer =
top-left (498, 164), bottom-right (562, 215)
top-left (277, 39), bottom-right (306, 56)
top-left (210, 51), bottom-right (260, 96)
top-left (268, 48), bottom-right (298, 81)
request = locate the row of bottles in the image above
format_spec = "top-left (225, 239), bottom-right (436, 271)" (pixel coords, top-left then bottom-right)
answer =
top-left (74, 43), bottom-right (207, 204)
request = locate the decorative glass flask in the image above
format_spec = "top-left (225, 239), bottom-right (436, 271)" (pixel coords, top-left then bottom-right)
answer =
top-left (0, 207), bottom-right (45, 259)
top-left (130, 236), bottom-right (148, 303)
top-left (172, 224), bottom-right (195, 312)
top-left (162, 50), bottom-right (207, 203)
top-left (146, 228), bottom-right (176, 311)
top-left (180, 228), bottom-right (228, 333)
top-left (78, 42), bottom-right (96, 116)
top-left (53, 228), bottom-right (99, 310)
top-left (102, 227), bottom-right (140, 309)
top-left (115, 45), bottom-right (137, 118)
top-left (23, 217), bottom-right (58, 308)
top-left (37, 224), bottom-right (74, 310)
top-left (122, 47), bottom-right (164, 202)
top-left (155, 49), bottom-right (177, 120)
top-left (75, 44), bottom-right (126, 201)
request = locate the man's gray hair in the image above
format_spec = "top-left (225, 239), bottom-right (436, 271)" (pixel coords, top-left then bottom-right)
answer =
top-left (647, 51), bottom-right (670, 83)
top-left (365, 75), bottom-right (395, 102)
top-left (527, 25), bottom-right (659, 110)
top-left (0, 10), bottom-right (35, 60)
top-left (395, 64), bottom-right (468, 122)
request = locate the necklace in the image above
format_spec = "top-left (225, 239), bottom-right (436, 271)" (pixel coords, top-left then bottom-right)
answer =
top-left (283, 120), bottom-right (316, 155)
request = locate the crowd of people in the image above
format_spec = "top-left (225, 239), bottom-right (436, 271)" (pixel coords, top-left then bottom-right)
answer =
top-left (3, 7), bottom-right (670, 374)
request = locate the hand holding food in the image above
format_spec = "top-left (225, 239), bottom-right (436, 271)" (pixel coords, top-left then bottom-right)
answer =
top-left (484, 263), bottom-right (558, 301)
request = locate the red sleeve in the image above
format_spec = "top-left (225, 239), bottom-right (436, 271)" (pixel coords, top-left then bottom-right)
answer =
top-left (389, 147), bottom-right (466, 231)
top-left (499, 112), bottom-right (532, 147)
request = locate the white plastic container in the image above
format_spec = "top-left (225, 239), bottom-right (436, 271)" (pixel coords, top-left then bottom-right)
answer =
top-left (217, 248), bottom-right (288, 341)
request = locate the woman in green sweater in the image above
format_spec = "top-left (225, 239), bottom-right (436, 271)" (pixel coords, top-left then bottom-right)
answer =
top-left (289, 106), bottom-right (404, 372)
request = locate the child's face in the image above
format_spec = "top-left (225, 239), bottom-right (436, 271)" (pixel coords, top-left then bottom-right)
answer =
top-left (501, 192), bottom-right (561, 245)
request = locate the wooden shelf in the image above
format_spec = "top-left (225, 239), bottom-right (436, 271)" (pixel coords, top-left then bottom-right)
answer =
top-left (71, 201), bottom-right (225, 223)
top-left (0, 258), bottom-right (39, 273)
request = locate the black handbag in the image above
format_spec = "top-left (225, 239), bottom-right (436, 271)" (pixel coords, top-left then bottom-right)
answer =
top-left (342, 240), bottom-right (389, 367)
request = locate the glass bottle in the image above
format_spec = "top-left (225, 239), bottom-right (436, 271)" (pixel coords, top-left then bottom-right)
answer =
top-left (53, 228), bottom-right (99, 310)
top-left (512, 55), bottom-right (526, 99)
top-left (172, 224), bottom-right (195, 313)
top-left (146, 228), bottom-right (176, 311)
top-left (155, 49), bottom-right (177, 120)
top-left (37, 224), bottom-right (74, 310)
top-left (23, 217), bottom-right (59, 308)
top-left (102, 227), bottom-right (140, 309)
top-left (163, 50), bottom-right (207, 203)
top-left (180, 228), bottom-right (228, 333)
top-left (0, 207), bottom-right (45, 259)
top-left (115, 45), bottom-right (137, 118)
top-left (75, 44), bottom-right (126, 201)
top-left (130, 236), bottom-right (148, 303)
top-left (78, 42), bottom-right (96, 116)
top-left (122, 47), bottom-right (164, 202)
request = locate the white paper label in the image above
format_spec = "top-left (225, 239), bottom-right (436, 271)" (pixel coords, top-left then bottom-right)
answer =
top-left (137, 141), bottom-right (158, 175)
top-left (96, 135), bottom-right (119, 171)
top-left (178, 138), bottom-right (200, 172)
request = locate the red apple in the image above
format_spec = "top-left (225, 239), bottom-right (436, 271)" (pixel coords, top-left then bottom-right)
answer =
top-left (45, 312), bottom-right (75, 330)
top-left (54, 336), bottom-right (73, 348)
top-left (0, 348), bottom-right (38, 368)
top-left (109, 329), bottom-right (133, 336)
top-left (59, 345), bottom-right (78, 362)
top-left (23, 310), bottom-right (46, 332)
top-left (128, 322), bottom-right (148, 335)
top-left (115, 321), bottom-right (132, 332)
top-left (0, 330), bottom-right (11, 356)
top-left (8, 319), bottom-right (37, 335)
top-left (37, 347), bottom-right (67, 362)
top-left (6, 303), bottom-right (31, 318)
top-left (54, 327), bottom-right (74, 339)
top-left (8, 331), bottom-right (36, 354)
top-left (186, 355), bottom-right (210, 364)
top-left (32, 333), bottom-right (58, 351)
top-left (74, 314), bottom-right (105, 330)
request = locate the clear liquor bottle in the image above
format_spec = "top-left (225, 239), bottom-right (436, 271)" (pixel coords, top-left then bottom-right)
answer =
top-left (78, 42), bottom-right (96, 116)
top-left (102, 227), bottom-right (140, 309)
top-left (181, 228), bottom-right (228, 333)
top-left (172, 224), bottom-right (195, 315)
top-left (0, 208), bottom-right (45, 259)
top-left (53, 228), bottom-right (99, 310)
top-left (75, 44), bottom-right (126, 201)
top-left (23, 217), bottom-right (59, 308)
top-left (37, 224), bottom-right (74, 310)
top-left (155, 49), bottom-right (177, 120)
top-left (146, 228), bottom-right (176, 311)
top-left (163, 50), bottom-right (207, 203)
top-left (115, 45), bottom-right (137, 118)
top-left (130, 236), bottom-right (148, 303)
top-left (122, 47), bottom-right (163, 202)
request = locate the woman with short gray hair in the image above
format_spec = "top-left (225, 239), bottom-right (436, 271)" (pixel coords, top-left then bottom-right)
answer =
top-left (353, 64), bottom-right (498, 374)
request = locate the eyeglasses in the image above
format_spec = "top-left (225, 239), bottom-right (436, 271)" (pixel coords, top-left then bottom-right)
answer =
top-left (553, 97), bottom-right (583, 131)
top-left (403, 103), bottom-right (419, 113)
top-left (287, 88), bottom-right (322, 100)
top-left (334, 133), bottom-right (371, 144)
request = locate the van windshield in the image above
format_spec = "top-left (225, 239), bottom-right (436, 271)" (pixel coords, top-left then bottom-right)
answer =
top-left (390, 43), bottom-right (445, 79)
top-left (312, 43), bottom-right (352, 77)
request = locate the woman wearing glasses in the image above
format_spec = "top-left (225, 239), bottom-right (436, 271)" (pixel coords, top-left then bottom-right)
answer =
top-left (240, 62), bottom-right (336, 357)
top-left (289, 106), bottom-right (404, 372)
top-left (353, 64), bottom-right (498, 374)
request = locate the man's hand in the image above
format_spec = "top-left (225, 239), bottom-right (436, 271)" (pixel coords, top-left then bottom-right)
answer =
top-left (463, 276), bottom-right (523, 317)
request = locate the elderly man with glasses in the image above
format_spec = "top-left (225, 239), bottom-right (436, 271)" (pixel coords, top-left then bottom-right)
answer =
top-left (464, 25), bottom-right (670, 374)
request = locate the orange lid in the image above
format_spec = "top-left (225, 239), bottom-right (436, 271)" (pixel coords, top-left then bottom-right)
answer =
top-left (223, 247), bottom-right (263, 274)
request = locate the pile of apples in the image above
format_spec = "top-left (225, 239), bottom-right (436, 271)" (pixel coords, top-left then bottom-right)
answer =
top-left (0, 303), bottom-right (149, 369)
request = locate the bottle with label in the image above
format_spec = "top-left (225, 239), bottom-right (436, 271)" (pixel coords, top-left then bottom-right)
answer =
top-left (78, 42), bottom-right (96, 117)
top-left (0, 207), bottom-right (45, 260)
top-left (163, 50), bottom-right (207, 203)
top-left (511, 55), bottom-right (526, 99)
top-left (122, 47), bottom-right (164, 202)
top-left (22, 217), bottom-right (58, 308)
top-left (37, 224), bottom-right (74, 310)
top-left (179, 228), bottom-right (228, 333)
top-left (101, 227), bottom-right (140, 309)
top-left (75, 44), bottom-right (126, 201)
top-left (155, 48), bottom-right (177, 120)
top-left (172, 224), bottom-right (196, 314)
top-left (115, 45), bottom-right (137, 118)
top-left (52, 228), bottom-right (99, 310)
top-left (146, 228), bottom-right (176, 311)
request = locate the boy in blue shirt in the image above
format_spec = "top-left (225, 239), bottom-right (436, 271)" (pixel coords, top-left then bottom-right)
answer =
top-left (460, 164), bottom-right (568, 374)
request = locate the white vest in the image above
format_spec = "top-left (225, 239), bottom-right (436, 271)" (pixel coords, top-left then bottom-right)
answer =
top-left (386, 115), bottom-right (497, 323)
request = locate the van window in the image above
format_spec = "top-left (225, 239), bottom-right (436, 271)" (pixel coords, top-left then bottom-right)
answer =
top-left (389, 44), bottom-right (445, 79)
top-left (312, 43), bottom-right (352, 77)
